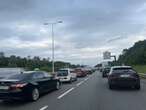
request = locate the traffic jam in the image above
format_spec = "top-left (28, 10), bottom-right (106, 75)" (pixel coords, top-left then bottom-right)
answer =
top-left (0, 65), bottom-right (141, 103)
top-left (0, 67), bottom-right (94, 102)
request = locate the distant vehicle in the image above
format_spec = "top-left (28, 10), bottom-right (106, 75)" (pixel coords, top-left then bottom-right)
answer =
top-left (0, 71), bottom-right (61, 102)
top-left (57, 68), bottom-right (77, 83)
top-left (83, 68), bottom-right (93, 75)
top-left (87, 70), bottom-right (93, 74)
top-left (102, 67), bottom-right (111, 78)
top-left (108, 66), bottom-right (140, 90)
top-left (99, 68), bottom-right (103, 72)
top-left (74, 68), bottom-right (87, 77)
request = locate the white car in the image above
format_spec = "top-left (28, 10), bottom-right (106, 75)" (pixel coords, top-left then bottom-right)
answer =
top-left (57, 68), bottom-right (77, 83)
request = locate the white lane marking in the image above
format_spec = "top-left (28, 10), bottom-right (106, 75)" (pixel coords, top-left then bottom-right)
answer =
top-left (84, 77), bottom-right (89, 81)
top-left (40, 105), bottom-right (48, 110)
top-left (76, 81), bottom-right (84, 87)
top-left (57, 87), bottom-right (75, 99)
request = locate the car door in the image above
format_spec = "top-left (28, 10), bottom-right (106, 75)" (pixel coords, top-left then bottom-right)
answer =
top-left (32, 72), bottom-right (47, 93)
top-left (43, 72), bottom-right (56, 91)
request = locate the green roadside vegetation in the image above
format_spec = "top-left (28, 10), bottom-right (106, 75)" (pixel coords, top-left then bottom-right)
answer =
top-left (0, 53), bottom-right (80, 72)
top-left (132, 65), bottom-right (146, 74)
top-left (116, 40), bottom-right (146, 76)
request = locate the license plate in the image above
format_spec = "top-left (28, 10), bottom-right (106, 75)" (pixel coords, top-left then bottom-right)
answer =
top-left (120, 75), bottom-right (130, 78)
top-left (0, 86), bottom-right (9, 90)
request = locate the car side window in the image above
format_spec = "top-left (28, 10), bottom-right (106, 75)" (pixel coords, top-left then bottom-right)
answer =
top-left (33, 72), bottom-right (44, 79)
top-left (43, 72), bottom-right (52, 78)
top-left (109, 68), bottom-right (113, 75)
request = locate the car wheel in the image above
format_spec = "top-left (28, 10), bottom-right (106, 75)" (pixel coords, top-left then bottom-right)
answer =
top-left (69, 78), bottom-right (72, 83)
top-left (56, 81), bottom-right (61, 90)
top-left (109, 84), bottom-right (114, 90)
top-left (2, 100), bottom-right (13, 103)
top-left (102, 74), bottom-right (105, 78)
top-left (30, 88), bottom-right (40, 101)
top-left (135, 84), bottom-right (141, 90)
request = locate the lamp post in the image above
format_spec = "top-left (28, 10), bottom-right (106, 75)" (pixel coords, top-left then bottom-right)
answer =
top-left (44, 21), bottom-right (62, 73)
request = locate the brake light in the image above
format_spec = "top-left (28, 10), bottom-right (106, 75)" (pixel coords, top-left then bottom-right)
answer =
top-left (109, 74), bottom-right (116, 78)
top-left (132, 73), bottom-right (139, 78)
top-left (11, 83), bottom-right (27, 88)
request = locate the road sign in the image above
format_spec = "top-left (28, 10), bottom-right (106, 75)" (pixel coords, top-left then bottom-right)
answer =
top-left (103, 51), bottom-right (111, 59)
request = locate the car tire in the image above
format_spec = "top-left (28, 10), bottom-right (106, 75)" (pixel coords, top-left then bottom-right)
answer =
top-left (55, 81), bottom-right (61, 90)
top-left (102, 74), bottom-right (105, 78)
top-left (2, 100), bottom-right (13, 103)
top-left (109, 84), bottom-right (114, 90)
top-left (135, 84), bottom-right (141, 90)
top-left (69, 78), bottom-right (72, 83)
top-left (30, 88), bottom-right (40, 101)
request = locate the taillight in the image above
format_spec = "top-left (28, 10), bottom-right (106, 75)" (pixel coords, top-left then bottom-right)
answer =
top-left (132, 73), bottom-right (139, 78)
top-left (109, 74), bottom-right (116, 78)
top-left (10, 83), bottom-right (27, 88)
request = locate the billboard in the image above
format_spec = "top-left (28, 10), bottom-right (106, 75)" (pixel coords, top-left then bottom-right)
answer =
top-left (103, 51), bottom-right (111, 59)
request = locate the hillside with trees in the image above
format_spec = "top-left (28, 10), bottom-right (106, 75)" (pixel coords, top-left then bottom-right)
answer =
top-left (117, 40), bottom-right (146, 73)
top-left (118, 40), bottom-right (146, 65)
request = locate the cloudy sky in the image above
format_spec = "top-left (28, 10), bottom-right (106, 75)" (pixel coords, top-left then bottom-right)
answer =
top-left (0, 0), bottom-right (146, 65)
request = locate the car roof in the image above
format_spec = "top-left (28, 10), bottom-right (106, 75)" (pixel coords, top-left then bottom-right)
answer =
top-left (59, 68), bottom-right (73, 71)
top-left (111, 66), bottom-right (132, 69)
top-left (22, 71), bottom-right (45, 74)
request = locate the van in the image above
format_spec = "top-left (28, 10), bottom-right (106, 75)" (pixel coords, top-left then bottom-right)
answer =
top-left (56, 68), bottom-right (77, 83)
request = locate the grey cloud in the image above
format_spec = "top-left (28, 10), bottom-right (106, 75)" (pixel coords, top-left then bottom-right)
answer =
top-left (0, 0), bottom-right (145, 65)
top-left (0, 0), bottom-right (34, 11)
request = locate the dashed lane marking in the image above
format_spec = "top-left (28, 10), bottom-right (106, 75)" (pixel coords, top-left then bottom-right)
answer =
top-left (57, 87), bottom-right (75, 99)
top-left (40, 105), bottom-right (48, 110)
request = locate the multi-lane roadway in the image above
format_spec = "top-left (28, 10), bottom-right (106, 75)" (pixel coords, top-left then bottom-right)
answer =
top-left (0, 71), bottom-right (146, 110)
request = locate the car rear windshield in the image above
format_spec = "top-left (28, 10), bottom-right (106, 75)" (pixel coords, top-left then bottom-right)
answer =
top-left (57, 70), bottom-right (68, 76)
top-left (112, 68), bottom-right (136, 74)
top-left (7, 74), bottom-right (30, 80)
top-left (104, 68), bottom-right (110, 70)
top-left (0, 68), bottom-right (23, 79)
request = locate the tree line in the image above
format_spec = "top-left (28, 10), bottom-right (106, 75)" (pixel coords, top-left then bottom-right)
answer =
top-left (0, 53), bottom-right (79, 72)
top-left (117, 40), bottom-right (146, 65)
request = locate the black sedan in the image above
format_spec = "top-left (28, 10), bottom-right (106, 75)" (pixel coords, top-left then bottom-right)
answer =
top-left (108, 66), bottom-right (140, 90)
top-left (0, 71), bottom-right (61, 101)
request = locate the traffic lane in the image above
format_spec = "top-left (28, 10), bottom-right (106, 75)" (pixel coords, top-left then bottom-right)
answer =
top-left (96, 74), bottom-right (146, 110)
top-left (0, 75), bottom-right (91, 110)
top-left (45, 71), bottom-right (146, 110)
top-left (48, 71), bottom-right (101, 110)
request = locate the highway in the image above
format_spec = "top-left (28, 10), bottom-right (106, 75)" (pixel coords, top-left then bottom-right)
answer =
top-left (0, 71), bottom-right (146, 110)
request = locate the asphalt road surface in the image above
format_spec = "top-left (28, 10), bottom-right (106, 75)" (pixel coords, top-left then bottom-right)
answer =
top-left (0, 71), bottom-right (146, 110)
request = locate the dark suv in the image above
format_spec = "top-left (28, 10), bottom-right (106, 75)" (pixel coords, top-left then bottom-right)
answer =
top-left (108, 66), bottom-right (140, 90)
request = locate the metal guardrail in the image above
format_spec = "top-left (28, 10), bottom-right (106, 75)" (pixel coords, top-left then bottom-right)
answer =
top-left (139, 73), bottom-right (146, 79)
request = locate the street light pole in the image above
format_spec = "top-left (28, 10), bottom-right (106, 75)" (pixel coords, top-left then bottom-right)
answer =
top-left (51, 24), bottom-right (55, 73)
top-left (44, 21), bottom-right (62, 73)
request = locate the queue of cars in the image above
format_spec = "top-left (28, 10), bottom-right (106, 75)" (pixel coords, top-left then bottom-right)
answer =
top-left (0, 67), bottom-right (93, 102)
top-left (101, 66), bottom-right (141, 90)
top-left (0, 65), bottom-right (140, 102)
top-left (56, 68), bottom-right (93, 83)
